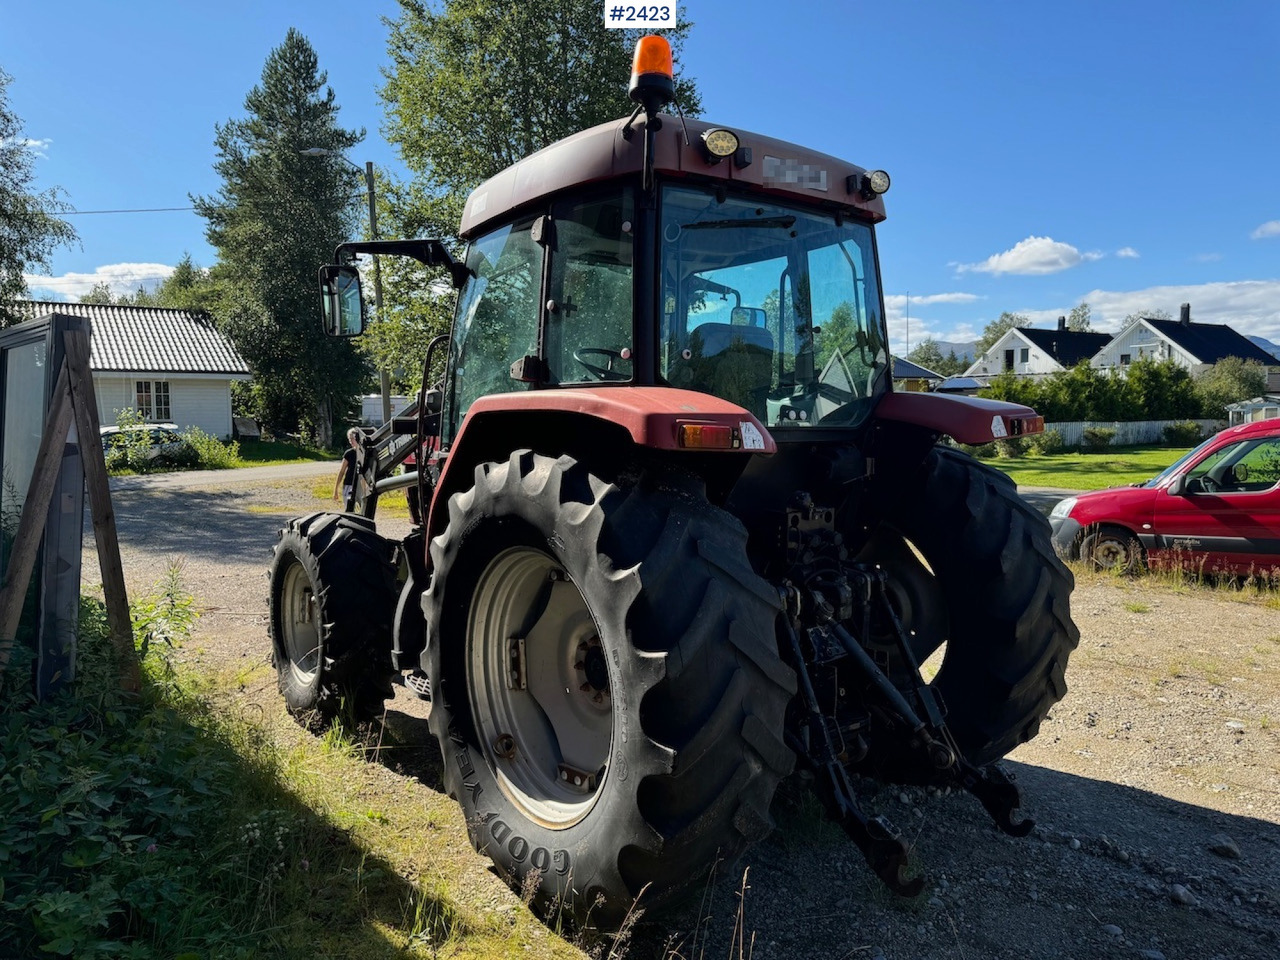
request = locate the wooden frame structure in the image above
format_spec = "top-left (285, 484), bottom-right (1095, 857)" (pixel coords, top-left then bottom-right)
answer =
top-left (0, 326), bottom-right (137, 694)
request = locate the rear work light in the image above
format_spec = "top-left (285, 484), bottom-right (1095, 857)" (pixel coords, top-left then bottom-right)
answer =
top-left (677, 423), bottom-right (741, 449)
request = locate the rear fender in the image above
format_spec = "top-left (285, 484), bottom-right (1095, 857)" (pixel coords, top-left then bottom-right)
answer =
top-left (874, 391), bottom-right (1043, 445)
top-left (424, 388), bottom-right (776, 551)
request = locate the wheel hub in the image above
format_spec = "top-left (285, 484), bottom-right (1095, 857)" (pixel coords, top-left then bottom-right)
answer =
top-left (467, 546), bottom-right (613, 827)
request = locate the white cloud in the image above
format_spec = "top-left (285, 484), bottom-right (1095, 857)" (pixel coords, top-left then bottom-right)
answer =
top-left (1116, 247), bottom-right (1140, 259)
top-left (1194, 252), bottom-right (1223, 263)
top-left (23, 262), bottom-right (176, 300)
top-left (1251, 220), bottom-right (1280, 240)
top-left (1, 136), bottom-right (52, 157)
top-left (1079, 280), bottom-right (1280, 339)
top-left (954, 236), bottom-right (1104, 276)
top-left (884, 292), bottom-right (981, 310)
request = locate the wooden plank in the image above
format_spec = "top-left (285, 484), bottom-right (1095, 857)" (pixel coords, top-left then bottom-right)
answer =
top-left (0, 363), bottom-right (74, 675)
top-left (64, 329), bottom-right (139, 693)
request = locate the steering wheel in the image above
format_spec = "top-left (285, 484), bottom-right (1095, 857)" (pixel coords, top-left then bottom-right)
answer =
top-left (1198, 475), bottom-right (1220, 493)
top-left (573, 347), bottom-right (629, 382)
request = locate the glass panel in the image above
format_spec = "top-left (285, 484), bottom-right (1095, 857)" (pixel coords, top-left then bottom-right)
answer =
top-left (136, 380), bottom-right (152, 418)
top-left (155, 381), bottom-right (171, 420)
top-left (446, 217), bottom-right (543, 440)
top-left (659, 185), bottom-right (887, 427)
top-left (546, 190), bottom-right (634, 384)
top-left (1227, 438), bottom-right (1280, 489)
top-left (0, 340), bottom-right (47, 583)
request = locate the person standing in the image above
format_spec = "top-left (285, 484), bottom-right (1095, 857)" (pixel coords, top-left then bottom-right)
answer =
top-left (333, 427), bottom-right (363, 510)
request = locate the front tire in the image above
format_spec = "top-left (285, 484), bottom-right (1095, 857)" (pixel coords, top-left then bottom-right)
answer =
top-left (423, 452), bottom-right (795, 929)
top-left (268, 512), bottom-right (398, 719)
top-left (1083, 524), bottom-right (1144, 574)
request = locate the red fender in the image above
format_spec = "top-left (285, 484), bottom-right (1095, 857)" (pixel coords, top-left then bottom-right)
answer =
top-left (875, 391), bottom-right (1043, 445)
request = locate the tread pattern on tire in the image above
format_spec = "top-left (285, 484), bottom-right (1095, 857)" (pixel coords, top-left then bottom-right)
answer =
top-left (888, 446), bottom-right (1080, 764)
top-left (422, 452), bottom-right (796, 927)
top-left (268, 511), bottom-right (398, 717)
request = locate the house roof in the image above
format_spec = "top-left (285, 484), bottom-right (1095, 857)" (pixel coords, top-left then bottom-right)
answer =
top-left (11, 301), bottom-right (250, 376)
top-left (892, 356), bottom-right (944, 380)
top-left (1017, 327), bottom-right (1112, 367)
top-left (1143, 317), bottom-right (1277, 366)
top-left (937, 376), bottom-right (984, 391)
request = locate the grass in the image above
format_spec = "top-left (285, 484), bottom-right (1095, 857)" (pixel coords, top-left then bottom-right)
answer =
top-left (236, 438), bottom-right (335, 467)
top-left (0, 569), bottom-right (579, 960)
top-left (1123, 600), bottom-right (1151, 613)
top-left (981, 444), bottom-right (1193, 490)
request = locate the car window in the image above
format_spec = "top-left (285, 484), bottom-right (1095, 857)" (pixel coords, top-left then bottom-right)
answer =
top-left (1228, 437), bottom-right (1280, 490)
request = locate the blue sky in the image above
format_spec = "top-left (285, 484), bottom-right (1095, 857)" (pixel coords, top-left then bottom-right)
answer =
top-left (4, 0), bottom-right (1278, 353)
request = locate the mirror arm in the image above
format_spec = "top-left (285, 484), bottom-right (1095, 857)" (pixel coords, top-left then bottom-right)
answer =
top-left (333, 239), bottom-right (472, 289)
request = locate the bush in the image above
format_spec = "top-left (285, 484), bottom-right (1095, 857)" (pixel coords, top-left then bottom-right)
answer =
top-left (1163, 421), bottom-right (1203, 446)
top-left (181, 427), bottom-right (240, 469)
top-left (1081, 427), bottom-right (1116, 452)
top-left (994, 437), bottom-right (1028, 459)
top-left (958, 441), bottom-right (997, 458)
top-left (1028, 428), bottom-right (1065, 455)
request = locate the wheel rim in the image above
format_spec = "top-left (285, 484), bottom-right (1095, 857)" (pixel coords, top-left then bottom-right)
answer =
top-left (1092, 535), bottom-right (1131, 571)
top-left (467, 545), bottom-right (612, 828)
top-left (280, 560), bottom-right (321, 684)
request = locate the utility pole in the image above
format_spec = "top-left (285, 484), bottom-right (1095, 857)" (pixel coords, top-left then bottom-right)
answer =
top-left (301, 147), bottom-right (392, 426)
top-left (363, 161), bottom-right (391, 426)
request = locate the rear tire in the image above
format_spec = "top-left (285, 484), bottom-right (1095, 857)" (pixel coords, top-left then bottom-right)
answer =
top-left (876, 446), bottom-right (1079, 765)
top-left (268, 512), bottom-right (398, 719)
top-left (423, 451), bottom-right (795, 929)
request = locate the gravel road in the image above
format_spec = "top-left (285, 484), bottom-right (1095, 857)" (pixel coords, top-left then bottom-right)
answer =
top-left (85, 466), bottom-right (1280, 960)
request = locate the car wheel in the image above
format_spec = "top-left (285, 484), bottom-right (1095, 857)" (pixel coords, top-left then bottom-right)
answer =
top-left (1084, 524), bottom-right (1143, 574)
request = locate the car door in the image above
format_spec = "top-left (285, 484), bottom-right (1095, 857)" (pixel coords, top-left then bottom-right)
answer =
top-left (1152, 435), bottom-right (1280, 574)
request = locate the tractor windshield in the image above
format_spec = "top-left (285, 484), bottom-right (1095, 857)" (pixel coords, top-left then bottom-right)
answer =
top-left (659, 185), bottom-right (888, 428)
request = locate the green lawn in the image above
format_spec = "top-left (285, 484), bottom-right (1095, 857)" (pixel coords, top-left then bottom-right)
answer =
top-left (982, 444), bottom-right (1193, 491)
top-left (235, 438), bottom-right (335, 466)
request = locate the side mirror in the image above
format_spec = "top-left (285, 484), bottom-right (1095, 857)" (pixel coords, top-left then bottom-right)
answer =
top-left (731, 306), bottom-right (768, 328)
top-left (423, 388), bottom-right (443, 415)
top-left (1167, 475), bottom-right (1188, 496)
top-left (319, 263), bottom-right (365, 337)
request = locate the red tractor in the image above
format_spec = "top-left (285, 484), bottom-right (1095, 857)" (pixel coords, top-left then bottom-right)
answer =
top-left (269, 37), bottom-right (1078, 930)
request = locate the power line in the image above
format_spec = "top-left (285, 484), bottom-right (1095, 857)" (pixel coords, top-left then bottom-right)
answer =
top-left (60, 206), bottom-right (195, 215)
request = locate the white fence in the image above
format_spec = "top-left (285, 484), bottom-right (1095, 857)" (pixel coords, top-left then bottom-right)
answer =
top-left (1043, 419), bottom-right (1219, 446)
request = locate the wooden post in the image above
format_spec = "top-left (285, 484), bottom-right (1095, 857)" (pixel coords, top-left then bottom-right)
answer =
top-left (0, 363), bottom-right (74, 676)
top-left (63, 329), bottom-right (138, 693)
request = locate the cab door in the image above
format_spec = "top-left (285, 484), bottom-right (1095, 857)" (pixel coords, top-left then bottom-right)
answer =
top-left (1153, 434), bottom-right (1280, 574)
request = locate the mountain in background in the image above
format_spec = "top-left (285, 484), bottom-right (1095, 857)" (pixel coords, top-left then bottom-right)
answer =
top-left (1246, 335), bottom-right (1280, 360)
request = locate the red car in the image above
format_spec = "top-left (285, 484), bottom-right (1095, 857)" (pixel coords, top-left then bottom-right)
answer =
top-left (1049, 419), bottom-right (1280, 575)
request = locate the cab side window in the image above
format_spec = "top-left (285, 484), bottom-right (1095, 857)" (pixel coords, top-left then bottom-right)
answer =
top-left (446, 218), bottom-right (543, 440)
top-left (545, 191), bottom-right (634, 384)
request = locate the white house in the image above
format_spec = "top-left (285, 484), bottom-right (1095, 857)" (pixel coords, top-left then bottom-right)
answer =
top-left (13, 301), bottom-right (251, 438)
top-left (964, 317), bottom-right (1112, 378)
top-left (1091, 303), bottom-right (1279, 389)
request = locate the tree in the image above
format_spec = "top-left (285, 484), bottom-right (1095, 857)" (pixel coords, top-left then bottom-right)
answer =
top-left (0, 69), bottom-right (76, 326)
top-left (1122, 307), bottom-right (1172, 325)
top-left (193, 30), bottom-right (367, 446)
top-left (375, 0), bottom-right (703, 386)
top-left (1066, 301), bottom-right (1092, 332)
top-left (974, 312), bottom-right (1028, 357)
top-left (906, 337), bottom-right (966, 376)
top-left (80, 281), bottom-right (117, 305)
top-left (1195, 356), bottom-right (1268, 419)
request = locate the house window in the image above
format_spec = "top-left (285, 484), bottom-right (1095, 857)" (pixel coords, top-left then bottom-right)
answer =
top-left (1120, 353), bottom-right (1131, 366)
top-left (135, 380), bottom-right (171, 421)
top-left (1020, 348), bottom-right (1029, 364)
top-left (1004, 349), bottom-right (1015, 371)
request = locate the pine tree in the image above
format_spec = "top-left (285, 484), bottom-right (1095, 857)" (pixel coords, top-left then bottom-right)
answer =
top-left (193, 29), bottom-right (367, 446)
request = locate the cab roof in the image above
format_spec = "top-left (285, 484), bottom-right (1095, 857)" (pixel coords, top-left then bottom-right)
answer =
top-left (459, 114), bottom-right (886, 239)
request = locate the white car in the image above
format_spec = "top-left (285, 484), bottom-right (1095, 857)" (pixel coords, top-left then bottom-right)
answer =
top-left (99, 423), bottom-right (189, 463)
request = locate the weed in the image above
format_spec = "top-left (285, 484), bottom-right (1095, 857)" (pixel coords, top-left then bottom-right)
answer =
top-left (1124, 600), bottom-right (1150, 613)
top-left (1261, 715), bottom-right (1272, 730)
